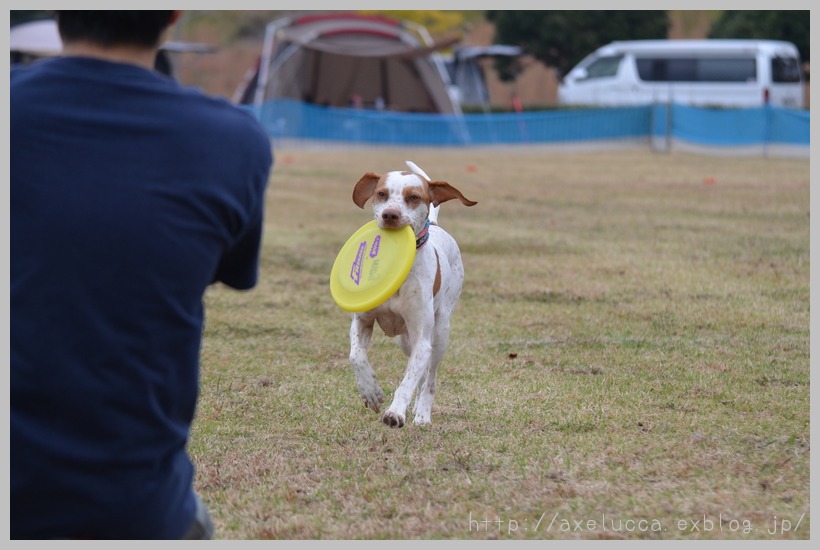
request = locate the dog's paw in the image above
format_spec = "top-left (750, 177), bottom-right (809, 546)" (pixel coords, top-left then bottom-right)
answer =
top-left (413, 395), bottom-right (433, 425)
top-left (359, 385), bottom-right (385, 413)
top-left (381, 410), bottom-right (405, 429)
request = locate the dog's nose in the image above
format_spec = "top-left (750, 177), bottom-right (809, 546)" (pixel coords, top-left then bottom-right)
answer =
top-left (381, 209), bottom-right (401, 224)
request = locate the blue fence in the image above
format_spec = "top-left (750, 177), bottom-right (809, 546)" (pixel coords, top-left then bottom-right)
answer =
top-left (247, 99), bottom-right (809, 153)
top-left (650, 104), bottom-right (810, 147)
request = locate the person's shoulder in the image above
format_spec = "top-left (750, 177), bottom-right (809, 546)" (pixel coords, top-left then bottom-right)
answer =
top-left (175, 86), bottom-right (269, 144)
top-left (10, 59), bottom-right (67, 110)
top-left (10, 63), bottom-right (27, 85)
top-left (11, 57), bottom-right (57, 86)
top-left (169, 86), bottom-right (272, 170)
top-left (174, 85), bottom-right (254, 122)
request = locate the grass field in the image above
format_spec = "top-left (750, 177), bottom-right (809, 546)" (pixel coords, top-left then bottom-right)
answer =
top-left (189, 147), bottom-right (809, 540)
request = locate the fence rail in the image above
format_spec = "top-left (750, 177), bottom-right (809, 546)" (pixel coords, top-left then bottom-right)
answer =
top-left (246, 99), bottom-right (809, 157)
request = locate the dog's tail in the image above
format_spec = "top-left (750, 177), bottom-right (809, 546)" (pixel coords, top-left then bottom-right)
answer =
top-left (405, 160), bottom-right (440, 224)
top-left (428, 204), bottom-right (441, 225)
top-left (405, 160), bottom-right (430, 181)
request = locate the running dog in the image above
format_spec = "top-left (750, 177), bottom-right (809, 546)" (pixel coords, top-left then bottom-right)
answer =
top-left (348, 161), bottom-right (476, 428)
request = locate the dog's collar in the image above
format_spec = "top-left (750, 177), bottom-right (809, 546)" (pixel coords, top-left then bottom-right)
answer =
top-left (415, 219), bottom-right (431, 250)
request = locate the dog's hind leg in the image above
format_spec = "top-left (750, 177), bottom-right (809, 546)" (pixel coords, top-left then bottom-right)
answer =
top-left (350, 314), bottom-right (385, 413)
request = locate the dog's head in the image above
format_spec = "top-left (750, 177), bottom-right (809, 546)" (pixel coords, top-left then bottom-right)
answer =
top-left (352, 164), bottom-right (476, 234)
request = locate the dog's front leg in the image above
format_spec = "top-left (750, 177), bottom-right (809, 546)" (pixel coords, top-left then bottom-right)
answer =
top-left (412, 320), bottom-right (449, 426)
top-left (382, 306), bottom-right (434, 428)
top-left (349, 313), bottom-right (384, 413)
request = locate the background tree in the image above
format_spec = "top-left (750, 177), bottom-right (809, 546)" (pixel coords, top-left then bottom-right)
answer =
top-left (487, 10), bottom-right (669, 79)
top-left (360, 10), bottom-right (483, 38)
top-left (708, 10), bottom-right (809, 63)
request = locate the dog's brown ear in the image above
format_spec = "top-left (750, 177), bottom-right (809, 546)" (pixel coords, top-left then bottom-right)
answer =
top-left (428, 181), bottom-right (478, 207)
top-left (352, 172), bottom-right (381, 209)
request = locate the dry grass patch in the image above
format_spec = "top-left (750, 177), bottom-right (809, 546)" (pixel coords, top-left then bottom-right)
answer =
top-left (190, 148), bottom-right (809, 539)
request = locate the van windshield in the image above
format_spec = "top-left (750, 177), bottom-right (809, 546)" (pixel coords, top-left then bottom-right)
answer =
top-left (636, 57), bottom-right (757, 82)
top-left (581, 55), bottom-right (623, 79)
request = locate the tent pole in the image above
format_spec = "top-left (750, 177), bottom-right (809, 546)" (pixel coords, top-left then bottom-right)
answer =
top-left (254, 18), bottom-right (290, 106)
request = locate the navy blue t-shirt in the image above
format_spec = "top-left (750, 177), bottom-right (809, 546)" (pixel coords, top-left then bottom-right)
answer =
top-left (11, 57), bottom-right (273, 539)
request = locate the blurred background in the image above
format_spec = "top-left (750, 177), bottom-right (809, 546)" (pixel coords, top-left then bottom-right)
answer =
top-left (10, 10), bottom-right (810, 155)
top-left (9, 10), bottom-right (810, 110)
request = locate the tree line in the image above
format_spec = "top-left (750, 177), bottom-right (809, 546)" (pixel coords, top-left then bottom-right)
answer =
top-left (487, 11), bottom-right (809, 80)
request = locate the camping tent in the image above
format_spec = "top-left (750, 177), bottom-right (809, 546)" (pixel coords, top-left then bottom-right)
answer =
top-left (235, 13), bottom-right (461, 115)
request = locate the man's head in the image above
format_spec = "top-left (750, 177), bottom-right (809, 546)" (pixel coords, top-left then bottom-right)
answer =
top-left (56, 11), bottom-right (179, 49)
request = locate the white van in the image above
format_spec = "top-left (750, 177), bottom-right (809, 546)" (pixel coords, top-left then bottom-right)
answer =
top-left (558, 39), bottom-right (804, 109)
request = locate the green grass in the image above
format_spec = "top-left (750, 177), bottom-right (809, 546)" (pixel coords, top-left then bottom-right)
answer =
top-left (189, 148), bottom-right (809, 539)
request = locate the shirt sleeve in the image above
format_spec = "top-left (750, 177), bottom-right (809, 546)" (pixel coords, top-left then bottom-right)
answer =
top-left (213, 135), bottom-right (272, 290)
top-left (213, 211), bottom-right (263, 290)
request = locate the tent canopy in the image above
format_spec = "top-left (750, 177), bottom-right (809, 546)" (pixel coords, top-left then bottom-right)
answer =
top-left (238, 13), bottom-right (460, 114)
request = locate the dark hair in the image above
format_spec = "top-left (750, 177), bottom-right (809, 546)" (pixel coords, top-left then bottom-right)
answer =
top-left (56, 11), bottom-right (175, 48)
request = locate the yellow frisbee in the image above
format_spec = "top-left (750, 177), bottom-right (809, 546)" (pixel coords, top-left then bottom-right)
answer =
top-left (330, 220), bottom-right (416, 312)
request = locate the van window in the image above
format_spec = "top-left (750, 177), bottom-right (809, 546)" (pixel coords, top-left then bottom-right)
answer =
top-left (581, 55), bottom-right (623, 79)
top-left (636, 57), bottom-right (757, 82)
top-left (772, 56), bottom-right (801, 83)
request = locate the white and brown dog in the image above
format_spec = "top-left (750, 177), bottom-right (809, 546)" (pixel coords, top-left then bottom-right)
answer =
top-left (348, 161), bottom-right (476, 428)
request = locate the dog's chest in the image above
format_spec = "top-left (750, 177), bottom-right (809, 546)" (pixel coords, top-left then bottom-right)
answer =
top-left (367, 273), bottom-right (432, 338)
top-left (368, 282), bottom-right (426, 336)
top-left (374, 309), bottom-right (407, 337)
top-left (363, 239), bottom-right (448, 338)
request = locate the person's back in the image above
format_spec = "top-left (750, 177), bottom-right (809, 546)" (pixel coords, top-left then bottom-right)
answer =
top-left (11, 11), bottom-right (273, 539)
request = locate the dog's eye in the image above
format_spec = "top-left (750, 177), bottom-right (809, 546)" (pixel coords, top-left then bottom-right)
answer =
top-left (376, 190), bottom-right (388, 199)
top-left (407, 195), bottom-right (420, 203)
